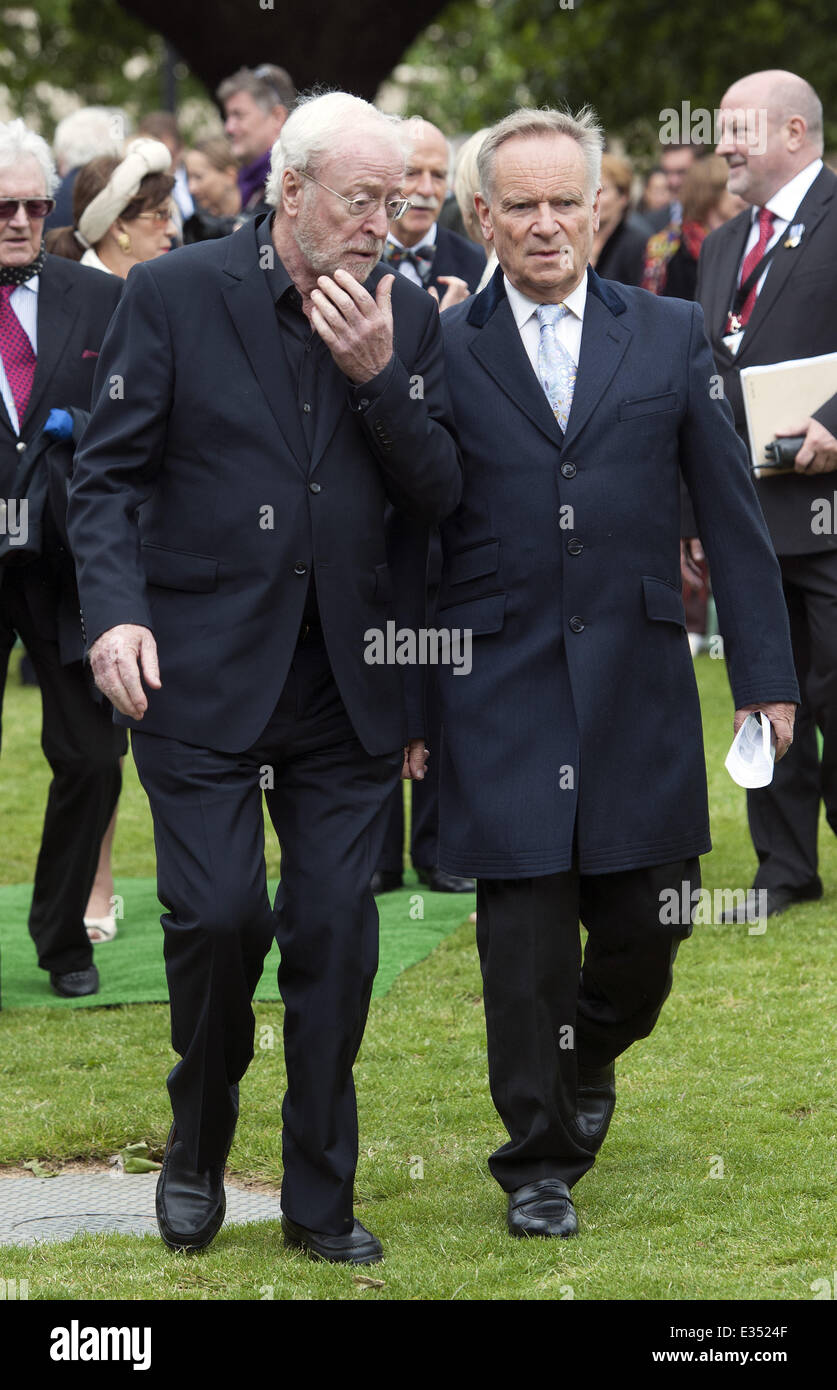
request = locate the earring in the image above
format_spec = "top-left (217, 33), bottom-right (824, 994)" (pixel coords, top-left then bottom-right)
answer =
top-left (116, 230), bottom-right (132, 254)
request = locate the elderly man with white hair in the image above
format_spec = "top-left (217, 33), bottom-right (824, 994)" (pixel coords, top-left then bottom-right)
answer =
top-left (68, 90), bottom-right (461, 1263)
top-left (45, 105), bottom-right (129, 232)
top-left (0, 119), bottom-right (124, 998)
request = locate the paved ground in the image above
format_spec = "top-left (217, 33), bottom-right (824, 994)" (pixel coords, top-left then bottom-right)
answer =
top-left (0, 1172), bottom-right (283, 1246)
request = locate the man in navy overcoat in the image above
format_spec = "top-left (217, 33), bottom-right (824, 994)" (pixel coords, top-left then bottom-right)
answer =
top-left (436, 107), bottom-right (799, 1239)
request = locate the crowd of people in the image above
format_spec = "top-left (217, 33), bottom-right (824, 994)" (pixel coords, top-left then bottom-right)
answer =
top-left (0, 61), bottom-right (833, 1260)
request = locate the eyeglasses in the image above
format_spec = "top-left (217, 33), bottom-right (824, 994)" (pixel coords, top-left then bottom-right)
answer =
top-left (298, 170), bottom-right (410, 221)
top-left (0, 197), bottom-right (55, 221)
top-left (132, 206), bottom-right (175, 225)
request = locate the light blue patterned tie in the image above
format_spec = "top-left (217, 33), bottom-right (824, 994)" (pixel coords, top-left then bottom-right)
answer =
top-left (536, 303), bottom-right (577, 432)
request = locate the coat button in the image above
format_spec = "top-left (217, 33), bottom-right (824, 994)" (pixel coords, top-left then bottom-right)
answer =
top-left (567, 537), bottom-right (583, 556)
top-left (569, 615), bottom-right (585, 633)
top-left (293, 562), bottom-right (308, 576)
top-left (302, 402), bottom-right (311, 413)
top-left (308, 482), bottom-right (321, 494)
top-left (16, 440), bottom-right (26, 454)
top-left (561, 461), bottom-right (576, 478)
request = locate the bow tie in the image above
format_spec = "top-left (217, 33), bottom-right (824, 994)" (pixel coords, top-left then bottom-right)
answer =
top-left (383, 240), bottom-right (436, 283)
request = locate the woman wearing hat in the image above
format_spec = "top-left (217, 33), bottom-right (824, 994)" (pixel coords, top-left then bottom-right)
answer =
top-left (46, 138), bottom-right (175, 942)
top-left (46, 137), bottom-right (176, 276)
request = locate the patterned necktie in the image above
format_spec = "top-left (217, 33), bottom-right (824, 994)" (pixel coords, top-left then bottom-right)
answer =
top-left (737, 207), bottom-right (775, 326)
top-left (536, 303), bottom-right (577, 432)
top-left (383, 239), bottom-right (436, 285)
top-left (0, 285), bottom-right (36, 430)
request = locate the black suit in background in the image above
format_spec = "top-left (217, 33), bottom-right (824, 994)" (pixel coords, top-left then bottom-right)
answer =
top-left (696, 163), bottom-right (837, 895)
top-left (593, 216), bottom-right (647, 287)
top-left (0, 254), bottom-right (125, 979)
top-left (68, 217), bottom-right (462, 1234)
top-left (376, 222), bottom-right (485, 882)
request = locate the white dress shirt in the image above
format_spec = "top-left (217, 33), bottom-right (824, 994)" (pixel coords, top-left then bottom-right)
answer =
top-left (739, 157), bottom-right (823, 298)
top-left (387, 220), bottom-right (438, 287)
top-left (0, 275), bottom-right (39, 436)
top-left (504, 269), bottom-right (587, 379)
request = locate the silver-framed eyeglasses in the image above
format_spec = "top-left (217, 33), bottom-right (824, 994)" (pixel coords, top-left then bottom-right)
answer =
top-left (298, 170), bottom-right (410, 220)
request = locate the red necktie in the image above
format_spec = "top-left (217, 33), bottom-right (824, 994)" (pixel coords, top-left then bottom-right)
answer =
top-left (0, 284), bottom-right (36, 430)
top-left (737, 208), bottom-right (775, 326)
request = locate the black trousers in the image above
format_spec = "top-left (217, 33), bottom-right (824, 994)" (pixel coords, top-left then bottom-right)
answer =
top-left (476, 857), bottom-right (698, 1191)
top-left (748, 550), bottom-right (837, 893)
top-left (131, 631), bottom-right (403, 1236)
top-left (0, 569), bottom-right (124, 975)
top-left (377, 649), bottom-right (440, 874)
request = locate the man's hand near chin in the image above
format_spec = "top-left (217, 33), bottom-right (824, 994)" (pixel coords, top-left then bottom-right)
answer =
top-left (88, 624), bottom-right (161, 718)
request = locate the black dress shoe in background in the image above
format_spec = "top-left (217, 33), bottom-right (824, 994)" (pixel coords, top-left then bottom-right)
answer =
top-left (49, 965), bottom-right (99, 998)
top-left (281, 1213), bottom-right (383, 1264)
top-left (415, 866), bottom-right (475, 893)
top-left (156, 1126), bottom-right (227, 1253)
top-left (507, 1179), bottom-right (578, 1238)
top-left (370, 869), bottom-right (403, 895)
top-left (720, 881), bottom-right (822, 923)
top-left (573, 1061), bottom-right (616, 1150)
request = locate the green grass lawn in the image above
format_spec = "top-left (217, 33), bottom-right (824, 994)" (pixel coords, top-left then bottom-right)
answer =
top-left (0, 647), bottom-right (834, 1301)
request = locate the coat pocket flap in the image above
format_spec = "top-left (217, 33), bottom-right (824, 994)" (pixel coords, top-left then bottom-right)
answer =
top-left (642, 574), bottom-right (686, 626)
top-left (141, 543), bottom-right (219, 593)
top-left (436, 592), bottom-right (506, 635)
top-left (618, 392), bottom-right (678, 421)
top-left (447, 539), bottom-right (500, 585)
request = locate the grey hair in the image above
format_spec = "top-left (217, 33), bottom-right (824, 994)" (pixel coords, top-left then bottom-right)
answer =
top-left (477, 106), bottom-right (604, 203)
top-left (265, 90), bottom-right (406, 207)
top-left (454, 128), bottom-right (490, 243)
top-left (0, 118), bottom-right (58, 194)
top-left (52, 106), bottom-right (128, 174)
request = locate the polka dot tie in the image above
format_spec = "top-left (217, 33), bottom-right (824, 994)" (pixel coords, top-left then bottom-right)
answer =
top-left (0, 284), bottom-right (36, 431)
top-left (536, 303), bottom-right (576, 433)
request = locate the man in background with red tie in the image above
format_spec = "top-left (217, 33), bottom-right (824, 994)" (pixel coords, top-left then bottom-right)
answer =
top-left (0, 119), bottom-right (124, 997)
top-left (683, 71), bottom-right (837, 919)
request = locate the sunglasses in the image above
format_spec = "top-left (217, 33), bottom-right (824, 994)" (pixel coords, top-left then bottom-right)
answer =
top-left (0, 197), bottom-right (56, 221)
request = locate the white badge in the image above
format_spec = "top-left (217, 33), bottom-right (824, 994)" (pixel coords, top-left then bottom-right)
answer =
top-left (721, 330), bottom-right (744, 356)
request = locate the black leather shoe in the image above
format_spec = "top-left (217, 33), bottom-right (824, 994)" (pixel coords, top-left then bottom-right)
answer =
top-left (281, 1213), bottom-right (383, 1264)
top-left (415, 866), bottom-right (475, 893)
top-left (573, 1061), bottom-right (616, 1149)
top-left (720, 881), bottom-right (822, 923)
top-left (156, 1126), bottom-right (227, 1253)
top-left (49, 966), bottom-right (99, 997)
top-left (507, 1179), bottom-right (578, 1238)
top-left (370, 870), bottom-right (403, 895)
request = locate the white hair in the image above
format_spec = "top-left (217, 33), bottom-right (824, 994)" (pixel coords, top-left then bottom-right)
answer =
top-left (53, 106), bottom-right (129, 175)
top-left (0, 118), bottom-right (58, 194)
top-left (477, 106), bottom-right (604, 203)
top-left (265, 90), bottom-right (406, 207)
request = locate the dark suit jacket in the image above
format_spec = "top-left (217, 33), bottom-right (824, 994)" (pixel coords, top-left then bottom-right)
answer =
top-left (435, 265), bottom-right (798, 879)
top-left (0, 254), bottom-right (122, 664)
top-left (67, 218), bottom-right (462, 756)
top-left (594, 217), bottom-right (647, 287)
top-left (426, 224), bottom-right (486, 299)
top-left (696, 165), bottom-right (837, 555)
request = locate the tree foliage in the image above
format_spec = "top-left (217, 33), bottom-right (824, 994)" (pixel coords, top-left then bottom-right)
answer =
top-left (400, 0), bottom-right (837, 154)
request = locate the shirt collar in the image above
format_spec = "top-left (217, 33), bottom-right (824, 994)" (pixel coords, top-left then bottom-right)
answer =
top-left (762, 157), bottom-right (823, 224)
top-left (256, 212), bottom-right (298, 305)
top-left (503, 267), bottom-right (588, 330)
top-left (388, 220), bottom-right (438, 254)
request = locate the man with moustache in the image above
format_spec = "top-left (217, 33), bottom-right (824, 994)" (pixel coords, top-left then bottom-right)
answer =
top-left (436, 106), bottom-right (798, 1238)
top-left (384, 119), bottom-right (485, 311)
top-left (684, 71), bottom-right (837, 921)
top-left (67, 91), bottom-right (461, 1263)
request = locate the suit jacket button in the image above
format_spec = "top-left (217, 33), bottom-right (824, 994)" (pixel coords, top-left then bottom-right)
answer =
top-left (561, 461), bottom-right (576, 478)
top-left (308, 482), bottom-right (321, 494)
top-left (16, 440), bottom-right (26, 454)
top-left (569, 615), bottom-right (585, 633)
top-left (293, 562), bottom-right (308, 576)
top-left (567, 537), bottom-right (583, 555)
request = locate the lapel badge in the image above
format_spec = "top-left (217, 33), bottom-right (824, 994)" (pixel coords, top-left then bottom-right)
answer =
top-left (783, 222), bottom-right (804, 249)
